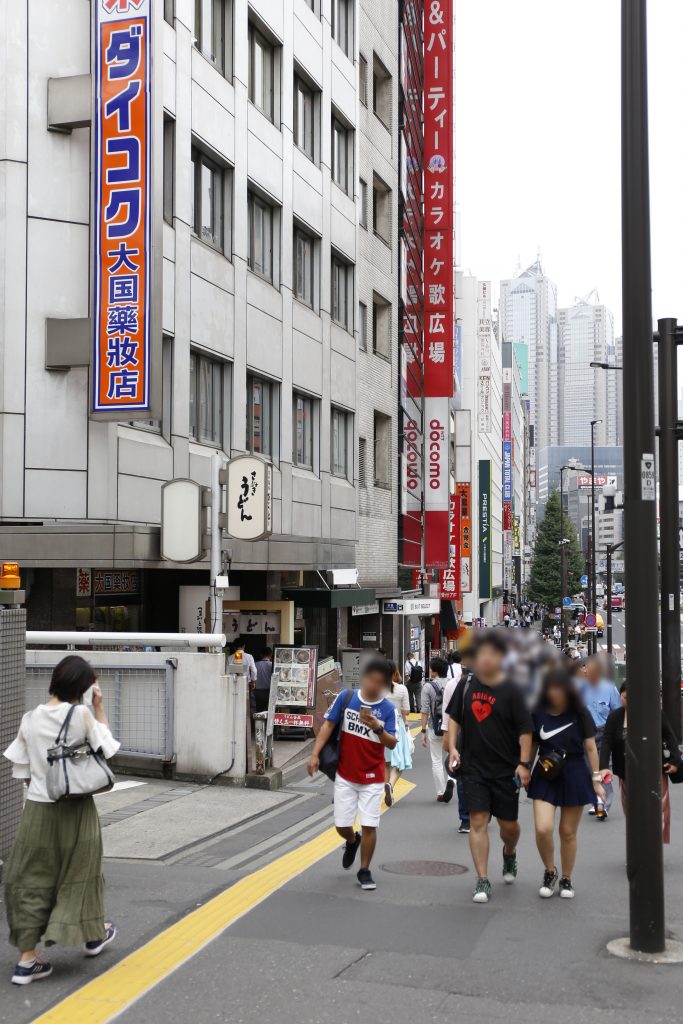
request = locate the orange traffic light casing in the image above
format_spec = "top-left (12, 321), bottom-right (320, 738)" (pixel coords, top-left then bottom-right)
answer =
top-left (233, 650), bottom-right (243, 663)
top-left (0, 562), bottom-right (21, 589)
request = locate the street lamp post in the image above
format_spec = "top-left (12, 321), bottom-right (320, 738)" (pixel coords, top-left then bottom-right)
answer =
top-left (590, 420), bottom-right (602, 654)
top-left (559, 461), bottom-right (580, 646)
top-left (620, 0), bottom-right (665, 955)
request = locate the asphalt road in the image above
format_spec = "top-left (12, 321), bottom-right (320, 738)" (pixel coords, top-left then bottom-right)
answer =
top-left (4, 729), bottom-right (683, 1024)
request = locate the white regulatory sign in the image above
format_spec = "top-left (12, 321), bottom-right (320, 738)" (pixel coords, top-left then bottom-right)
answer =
top-left (640, 453), bottom-right (655, 501)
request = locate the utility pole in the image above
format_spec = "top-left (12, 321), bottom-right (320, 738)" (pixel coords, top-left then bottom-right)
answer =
top-left (590, 420), bottom-right (602, 655)
top-left (620, 0), bottom-right (665, 955)
top-left (559, 466), bottom-right (567, 646)
top-left (657, 318), bottom-right (682, 741)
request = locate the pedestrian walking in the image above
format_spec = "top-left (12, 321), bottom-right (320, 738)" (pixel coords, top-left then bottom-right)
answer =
top-left (404, 651), bottom-right (424, 714)
top-left (446, 630), bottom-right (533, 904)
top-left (253, 647), bottom-right (273, 715)
top-left (577, 655), bottom-right (621, 818)
top-left (307, 657), bottom-right (397, 891)
top-left (600, 683), bottom-right (682, 844)
top-left (441, 650), bottom-right (472, 833)
top-left (3, 656), bottom-right (119, 985)
top-left (420, 658), bottom-right (454, 804)
top-left (528, 665), bottom-right (604, 900)
top-left (383, 666), bottom-right (412, 806)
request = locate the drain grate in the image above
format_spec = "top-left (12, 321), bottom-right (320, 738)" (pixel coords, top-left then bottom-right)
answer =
top-left (380, 860), bottom-right (468, 876)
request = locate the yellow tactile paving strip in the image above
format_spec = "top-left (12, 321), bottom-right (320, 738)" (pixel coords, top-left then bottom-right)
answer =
top-left (32, 776), bottom-right (416, 1024)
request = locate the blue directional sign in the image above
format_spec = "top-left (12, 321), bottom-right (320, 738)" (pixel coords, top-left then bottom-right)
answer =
top-left (580, 575), bottom-right (588, 588)
top-left (563, 597), bottom-right (572, 607)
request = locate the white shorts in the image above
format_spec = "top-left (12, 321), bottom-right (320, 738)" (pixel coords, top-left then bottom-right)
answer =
top-left (334, 774), bottom-right (385, 829)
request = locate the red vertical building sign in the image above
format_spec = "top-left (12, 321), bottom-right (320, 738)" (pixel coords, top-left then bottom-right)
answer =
top-left (423, 0), bottom-right (453, 398)
top-left (423, 0), bottom-right (453, 569)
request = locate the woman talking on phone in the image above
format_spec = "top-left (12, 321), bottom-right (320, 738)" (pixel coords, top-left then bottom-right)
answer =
top-left (528, 665), bottom-right (604, 900)
top-left (600, 682), bottom-right (682, 844)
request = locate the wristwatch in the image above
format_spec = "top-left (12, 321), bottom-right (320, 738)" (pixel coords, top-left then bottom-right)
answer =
top-left (518, 760), bottom-right (533, 770)
top-left (421, 728), bottom-right (427, 734)
top-left (373, 725), bottom-right (385, 736)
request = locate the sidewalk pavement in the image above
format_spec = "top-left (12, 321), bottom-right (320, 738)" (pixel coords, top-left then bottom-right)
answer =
top-left (2, 740), bottom-right (683, 1023)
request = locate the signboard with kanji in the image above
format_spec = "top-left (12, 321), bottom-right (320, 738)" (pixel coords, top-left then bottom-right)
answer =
top-left (92, 0), bottom-right (160, 417)
top-left (226, 456), bottom-right (273, 541)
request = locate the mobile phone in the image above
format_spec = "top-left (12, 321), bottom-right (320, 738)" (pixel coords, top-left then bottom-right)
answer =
top-left (602, 771), bottom-right (613, 784)
top-left (359, 704), bottom-right (372, 717)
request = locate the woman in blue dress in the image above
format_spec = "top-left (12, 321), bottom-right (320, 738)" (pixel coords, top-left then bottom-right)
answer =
top-left (383, 666), bottom-right (413, 806)
top-left (529, 665), bottom-right (604, 900)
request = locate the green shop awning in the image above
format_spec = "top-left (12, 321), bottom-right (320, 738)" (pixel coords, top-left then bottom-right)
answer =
top-left (282, 587), bottom-right (376, 609)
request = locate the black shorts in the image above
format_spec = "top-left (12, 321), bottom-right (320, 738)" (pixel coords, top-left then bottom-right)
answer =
top-left (461, 773), bottom-right (520, 822)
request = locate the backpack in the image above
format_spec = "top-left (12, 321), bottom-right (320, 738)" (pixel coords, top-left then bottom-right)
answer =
top-left (409, 663), bottom-right (424, 686)
top-left (429, 679), bottom-right (445, 736)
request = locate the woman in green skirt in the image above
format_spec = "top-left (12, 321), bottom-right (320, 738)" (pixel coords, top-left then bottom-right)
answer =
top-left (3, 655), bottom-right (120, 985)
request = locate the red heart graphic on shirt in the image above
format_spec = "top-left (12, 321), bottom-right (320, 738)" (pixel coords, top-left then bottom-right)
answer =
top-left (471, 700), bottom-right (492, 723)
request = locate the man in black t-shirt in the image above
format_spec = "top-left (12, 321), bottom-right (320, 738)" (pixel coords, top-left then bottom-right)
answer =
top-left (446, 630), bottom-right (533, 904)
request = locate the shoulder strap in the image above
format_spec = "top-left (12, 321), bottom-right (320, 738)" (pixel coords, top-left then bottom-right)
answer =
top-left (56, 704), bottom-right (78, 745)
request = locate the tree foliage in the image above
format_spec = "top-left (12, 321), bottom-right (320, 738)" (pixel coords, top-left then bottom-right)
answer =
top-left (528, 489), bottom-right (585, 610)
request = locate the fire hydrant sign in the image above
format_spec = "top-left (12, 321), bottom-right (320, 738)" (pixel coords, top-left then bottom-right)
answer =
top-left (92, 0), bottom-right (153, 415)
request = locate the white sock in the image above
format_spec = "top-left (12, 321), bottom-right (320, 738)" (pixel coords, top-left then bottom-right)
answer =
top-left (19, 958), bottom-right (36, 966)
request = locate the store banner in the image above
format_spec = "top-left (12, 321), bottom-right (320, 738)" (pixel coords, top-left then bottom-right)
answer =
top-left (477, 285), bottom-right (492, 433)
top-left (93, 0), bottom-right (157, 416)
top-left (457, 482), bottom-right (472, 593)
top-left (440, 493), bottom-right (460, 600)
top-left (478, 460), bottom-right (492, 600)
top-left (503, 440), bottom-right (512, 502)
top-left (424, 397), bottom-right (450, 568)
top-left (423, 0), bottom-right (453, 397)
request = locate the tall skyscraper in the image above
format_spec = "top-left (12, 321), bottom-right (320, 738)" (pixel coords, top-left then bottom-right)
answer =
top-left (499, 259), bottom-right (559, 453)
top-left (558, 295), bottom-right (618, 446)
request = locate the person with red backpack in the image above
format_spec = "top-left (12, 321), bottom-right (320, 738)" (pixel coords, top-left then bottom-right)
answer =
top-left (420, 657), bottom-right (454, 803)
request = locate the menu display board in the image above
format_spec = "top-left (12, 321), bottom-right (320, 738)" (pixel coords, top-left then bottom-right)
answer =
top-left (273, 646), bottom-right (318, 708)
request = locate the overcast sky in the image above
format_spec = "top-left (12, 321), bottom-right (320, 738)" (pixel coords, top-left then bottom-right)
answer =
top-left (455, 0), bottom-right (683, 336)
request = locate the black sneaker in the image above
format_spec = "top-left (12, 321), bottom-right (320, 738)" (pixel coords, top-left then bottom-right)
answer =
top-left (384, 783), bottom-right (393, 807)
top-left (539, 867), bottom-right (558, 899)
top-left (11, 959), bottom-right (53, 986)
top-left (502, 851), bottom-right (518, 884)
top-left (342, 832), bottom-right (361, 870)
top-left (84, 922), bottom-right (117, 957)
top-left (559, 876), bottom-right (575, 899)
top-left (458, 819), bottom-right (471, 834)
top-left (357, 868), bottom-right (376, 890)
top-left (442, 778), bottom-right (455, 804)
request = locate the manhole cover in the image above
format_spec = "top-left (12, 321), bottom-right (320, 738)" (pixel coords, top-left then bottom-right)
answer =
top-left (380, 860), bottom-right (468, 877)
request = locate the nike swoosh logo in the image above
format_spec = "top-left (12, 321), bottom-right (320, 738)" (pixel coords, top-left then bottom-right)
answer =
top-left (539, 723), bottom-right (573, 740)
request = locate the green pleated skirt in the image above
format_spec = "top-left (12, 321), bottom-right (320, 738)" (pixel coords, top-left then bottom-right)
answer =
top-left (4, 797), bottom-right (105, 951)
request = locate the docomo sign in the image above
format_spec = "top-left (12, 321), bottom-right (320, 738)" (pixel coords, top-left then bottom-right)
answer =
top-left (93, 0), bottom-right (155, 415)
top-left (403, 418), bottom-right (422, 497)
top-left (424, 397), bottom-right (450, 568)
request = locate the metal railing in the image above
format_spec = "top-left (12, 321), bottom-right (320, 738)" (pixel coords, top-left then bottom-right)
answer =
top-left (25, 661), bottom-right (176, 762)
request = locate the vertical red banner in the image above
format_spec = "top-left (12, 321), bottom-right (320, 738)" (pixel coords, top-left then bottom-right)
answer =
top-left (423, 0), bottom-right (453, 398)
top-left (440, 493), bottom-right (461, 600)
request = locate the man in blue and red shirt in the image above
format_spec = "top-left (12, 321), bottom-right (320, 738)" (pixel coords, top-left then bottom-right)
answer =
top-left (308, 658), bottom-right (397, 890)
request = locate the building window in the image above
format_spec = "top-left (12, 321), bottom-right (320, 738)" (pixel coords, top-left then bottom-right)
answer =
top-left (189, 351), bottom-right (225, 446)
top-left (359, 178), bottom-right (368, 228)
top-left (331, 407), bottom-right (351, 478)
top-left (373, 294), bottom-right (391, 359)
top-left (331, 255), bottom-right (353, 332)
top-left (248, 191), bottom-right (274, 282)
top-left (331, 0), bottom-right (353, 58)
top-left (374, 412), bottom-right (391, 487)
top-left (128, 336), bottom-right (173, 436)
top-left (372, 174), bottom-right (391, 245)
top-left (293, 393), bottom-right (316, 470)
top-left (294, 73), bottom-right (315, 161)
top-left (331, 115), bottom-right (353, 195)
top-left (191, 147), bottom-right (225, 251)
top-left (249, 23), bottom-right (275, 121)
top-left (359, 54), bottom-right (368, 105)
top-left (164, 0), bottom-right (174, 25)
top-left (372, 54), bottom-right (392, 128)
top-left (194, 0), bottom-right (232, 78)
top-left (247, 376), bottom-right (276, 458)
top-left (163, 118), bottom-right (174, 225)
top-left (294, 226), bottom-right (315, 308)
top-left (358, 301), bottom-right (368, 351)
